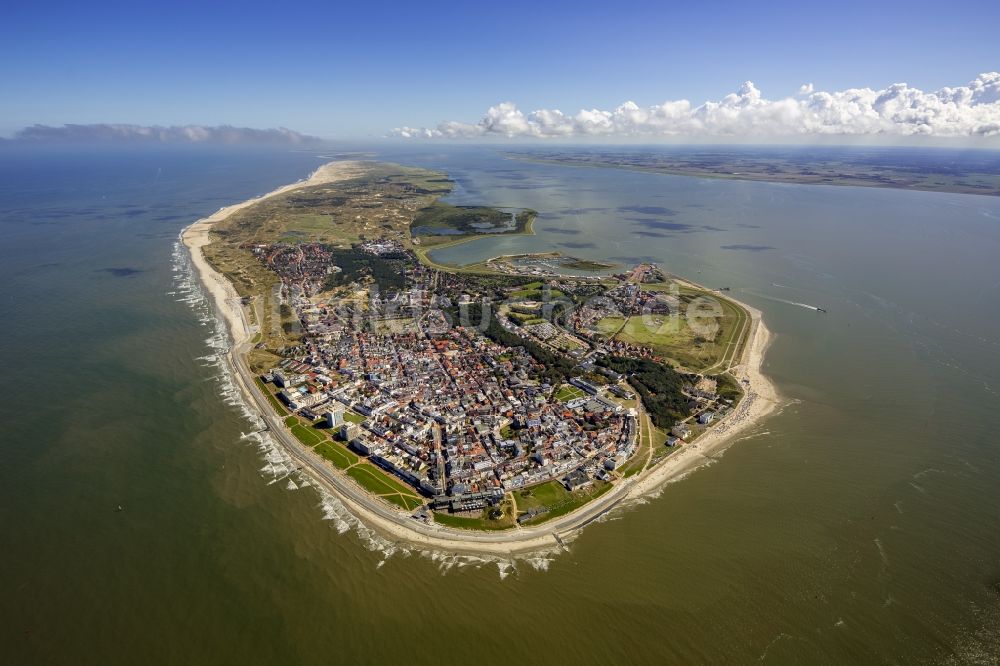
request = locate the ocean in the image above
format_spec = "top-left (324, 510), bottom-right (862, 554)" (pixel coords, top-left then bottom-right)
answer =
top-left (2, 143), bottom-right (999, 664)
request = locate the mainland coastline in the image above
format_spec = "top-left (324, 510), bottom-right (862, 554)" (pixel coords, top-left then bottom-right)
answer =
top-left (181, 161), bottom-right (779, 555)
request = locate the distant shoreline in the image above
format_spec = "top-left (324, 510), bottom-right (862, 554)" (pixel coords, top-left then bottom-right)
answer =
top-left (505, 153), bottom-right (1000, 198)
top-left (181, 160), bottom-right (781, 556)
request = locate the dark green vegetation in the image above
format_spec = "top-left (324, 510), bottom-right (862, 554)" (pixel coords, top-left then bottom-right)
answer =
top-left (509, 147), bottom-right (1000, 196)
top-left (714, 372), bottom-right (744, 402)
top-left (562, 259), bottom-right (617, 271)
top-left (411, 202), bottom-right (535, 238)
top-left (455, 272), bottom-right (537, 290)
top-left (322, 247), bottom-right (410, 292)
top-left (599, 356), bottom-right (690, 429)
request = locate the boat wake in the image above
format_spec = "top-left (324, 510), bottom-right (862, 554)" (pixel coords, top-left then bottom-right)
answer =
top-left (745, 289), bottom-right (825, 312)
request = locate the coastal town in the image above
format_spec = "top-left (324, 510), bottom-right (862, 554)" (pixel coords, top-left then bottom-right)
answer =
top-left (187, 160), bottom-right (765, 536)
top-left (247, 236), bottom-right (741, 527)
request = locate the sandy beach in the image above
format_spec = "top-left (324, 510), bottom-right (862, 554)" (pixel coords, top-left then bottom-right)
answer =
top-left (180, 161), bottom-right (781, 556)
top-left (181, 161), bottom-right (365, 345)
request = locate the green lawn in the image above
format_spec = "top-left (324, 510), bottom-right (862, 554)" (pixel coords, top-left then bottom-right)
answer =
top-left (517, 479), bottom-right (613, 525)
top-left (314, 441), bottom-right (357, 470)
top-left (617, 314), bottom-right (692, 348)
top-left (554, 384), bottom-right (586, 402)
top-left (285, 416), bottom-right (324, 447)
top-left (256, 378), bottom-right (288, 416)
top-left (342, 411), bottom-right (366, 424)
top-left (512, 280), bottom-right (544, 293)
top-left (347, 464), bottom-right (419, 499)
top-left (516, 479), bottom-right (570, 511)
top-left (387, 494), bottom-right (424, 511)
top-left (593, 316), bottom-right (625, 337)
top-left (608, 293), bottom-right (747, 372)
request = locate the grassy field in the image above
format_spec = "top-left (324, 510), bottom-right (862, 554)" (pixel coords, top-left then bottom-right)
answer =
top-left (314, 441), bottom-right (357, 470)
top-left (518, 480), bottom-right (613, 525)
top-left (554, 384), bottom-right (586, 402)
top-left (341, 464), bottom-right (424, 511)
top-left (287, 419), bottom-right (324, 447)
top-left (347, 464), bottom-right (417, 497)
top-left (597, 286), bottom-right (750, 372)
top-left (255, 378), bottom-right (288, 416)
top-left (391, 494), bottom-right (424, 511)
top-left (593, 315), bottom-right (626, 338)
top-left (618, 314), bottom-right (694, 348)
top-left (342, 411), bottom-right (366, 424)
top-left (515, 479), bottom-right (570, 511)
top-left (562, 259), bottom-right (617, 271)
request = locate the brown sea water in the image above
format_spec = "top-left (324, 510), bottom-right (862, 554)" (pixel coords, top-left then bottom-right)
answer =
top-left (2, 145), bottom-right (999, 664)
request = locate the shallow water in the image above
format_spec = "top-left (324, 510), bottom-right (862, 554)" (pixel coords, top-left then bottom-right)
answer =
top-left (2, 144), bottom-right (999, 664)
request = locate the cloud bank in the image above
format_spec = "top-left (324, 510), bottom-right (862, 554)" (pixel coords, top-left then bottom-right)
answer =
top-left (12, 124), bottom-right (318, 144)
top-left (392, 73), bottom-right (1000, 140)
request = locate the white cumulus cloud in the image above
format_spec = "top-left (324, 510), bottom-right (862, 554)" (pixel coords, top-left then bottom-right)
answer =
top-left (391, 73), bottom-right (1000, 139)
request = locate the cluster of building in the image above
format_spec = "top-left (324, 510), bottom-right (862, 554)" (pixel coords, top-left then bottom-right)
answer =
top-left (254, 245), bottom-right (639, 514)
top-left (357, 239), bottom-right (406, 256)
top-left (243, 242), bottom-right (340, 296)
top-left (249, 242), bottom-right (747, 520)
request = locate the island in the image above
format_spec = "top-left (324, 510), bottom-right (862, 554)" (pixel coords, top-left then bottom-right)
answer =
top-left (505, 147), bottom-right (1000, 197)
top-left (182, 160), bottom-right (777, 554)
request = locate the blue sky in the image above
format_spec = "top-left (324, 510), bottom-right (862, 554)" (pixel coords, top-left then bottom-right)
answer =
top-left (2, 0), bottom-right (998, 139)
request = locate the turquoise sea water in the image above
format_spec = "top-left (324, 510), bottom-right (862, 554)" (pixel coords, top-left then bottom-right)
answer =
top-left (2, 144), bottom-right (999, 664)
